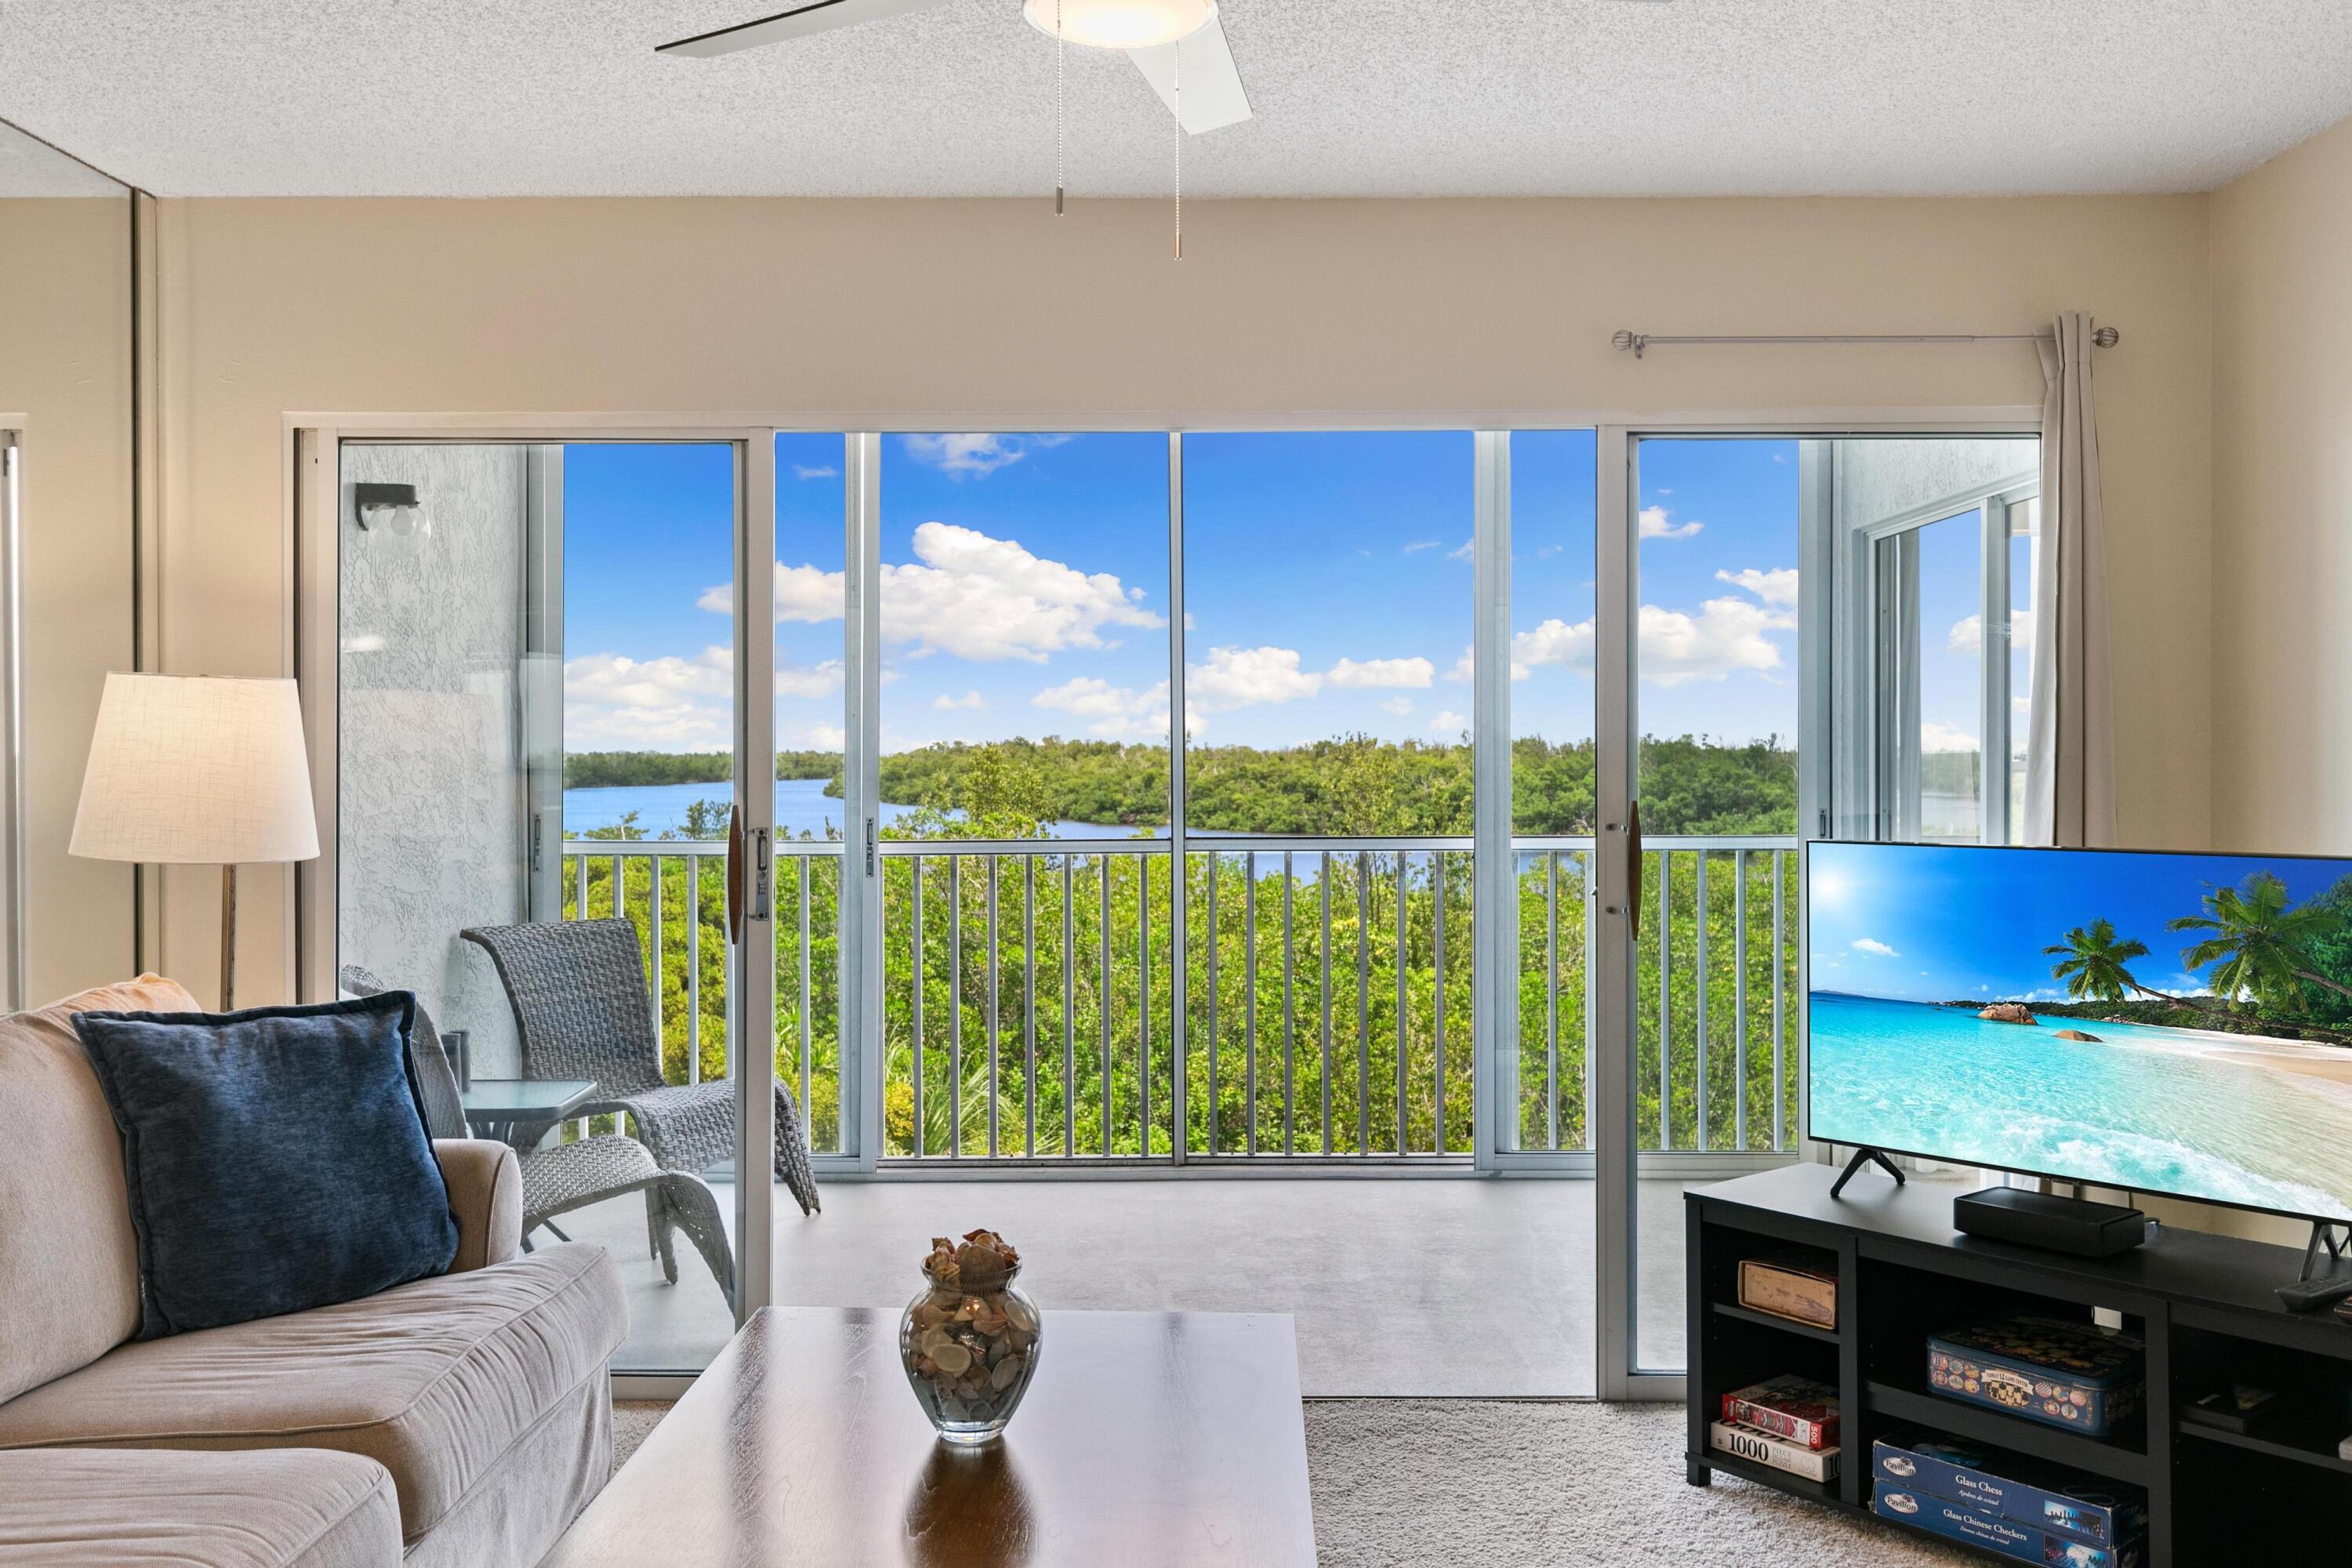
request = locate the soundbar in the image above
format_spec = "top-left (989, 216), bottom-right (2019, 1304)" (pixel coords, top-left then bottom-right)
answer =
top-left (1952, 1186), bottom-right (2147, 1258)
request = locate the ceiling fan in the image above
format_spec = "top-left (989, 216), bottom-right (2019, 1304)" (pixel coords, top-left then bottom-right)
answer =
top-left (655, 0), bottom-right (1253, 136)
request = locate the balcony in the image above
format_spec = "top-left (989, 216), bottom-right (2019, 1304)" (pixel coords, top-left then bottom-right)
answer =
top-left (553, 832), bottom-right (1798, 1386)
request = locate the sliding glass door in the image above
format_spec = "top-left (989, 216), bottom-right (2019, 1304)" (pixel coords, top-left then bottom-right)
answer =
top-left (1596, 430), bottom-right (2040, 1395)
top-left (330, 436), bottom-right (766, 1376)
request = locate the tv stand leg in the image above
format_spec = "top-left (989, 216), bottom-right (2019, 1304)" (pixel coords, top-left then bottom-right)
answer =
top-left (1686, 1460), bottom-right (1711, 1487)
top-left (1831, 1145), bottom-right (1906, 1200)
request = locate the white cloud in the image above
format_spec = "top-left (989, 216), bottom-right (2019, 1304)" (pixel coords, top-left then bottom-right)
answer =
top-left (1919, 720), bottom-right (1977, 754)
top-left (1430, 710), bottom-right (1468, 735)
top-left (793, 722), bottom-right (845, 750)
top-left (1327, 655), bottom-right (1435, 689)
top-left (1445, 644), bottom-right (1475, 684)
top-left (1852, 938), bottom-right (1899, 957)
top-left (1948, 609), bottom-right (2035, 658)
top-left (1033, 675), bottom-right (1177, 739)
top-left (1639, 506), bottom-right (1704, 541)
top-left (1446, 539), bottom-right (1474, 561)
top-left (1402, 539), bottom-right (1441, 554)
top-left (1378, 697), bottom-right (1414, 716)
top-left (898, 432), bottom-right (1070, 478)
top-left (1637, 597), bottom-right (1794, 686)
top-left (721, 524), bottom-right (1163, 664)
top-left (793, 463), bottom-right (839, 481)
top-left (1189, 645), bottom-right (1321, 710)
top-left (564, 647), bottom-right (732, 748)
top-left (776, 659), bottom-right (846, 699)
top-left (1715, 566), bottom-right (1800, 607)
top-left (1510, 617), bottom-right (1595, 681)
top-left (931, 690), bottom-right (985, 711)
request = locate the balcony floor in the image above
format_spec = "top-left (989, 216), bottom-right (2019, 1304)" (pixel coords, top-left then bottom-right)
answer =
top-left (563, 1173), bottom-right (1716, 1396)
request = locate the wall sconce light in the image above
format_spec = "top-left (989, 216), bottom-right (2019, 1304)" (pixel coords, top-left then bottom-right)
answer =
top-left (354, 482), bottom-right (431, 540)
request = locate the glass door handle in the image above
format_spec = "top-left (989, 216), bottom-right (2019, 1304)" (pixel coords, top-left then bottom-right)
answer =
top-left (727, 805), bottom-right (745, 945)
top-left (1628, 799), bottom-right (1642, 939)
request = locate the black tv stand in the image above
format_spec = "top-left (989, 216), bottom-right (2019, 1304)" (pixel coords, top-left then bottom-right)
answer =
top-left (1689, 1163), bottom-right (2352, 1566)
top-left (1828, 1144), bottom-right (1905, 1200)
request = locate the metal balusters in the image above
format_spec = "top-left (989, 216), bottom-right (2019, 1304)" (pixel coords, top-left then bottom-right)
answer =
top-left (1138, 856), bottom-right (1151, 1158)
top-left (911, 857), bottom-right (925, 1158)
top-left (1280, 851), bottom-right (1295, 1156)
top-left (800, 856), bottom-right (813, 1137)
top-left (1545, 851), bottom-right (1559, 1150)
top-left (1206, 854), bottom-right (1220, 1154)
top-left (1243, 853), bottom-right (1258, 1156)
top-left (950, 856), bottom-right (964, 1158)
top-left (1658, 848), bottom-right (1671, 1150)
top-left (1319, 853), bottom-right (1333, 1155)
top-left (1063, 856), bottom-right (1076, 1158)
top-left (986, 857), bottom-right (1000, 1159)
top-left (1695, 850), bottom-right (1710, 1152)
top-left (687, 855), bottom-right (702, 1087)
top-left (1432, 851), bottom-right (1446, 1153)
top-left (1772, 849), bottom-right (1787, 1152)
top-left (1356, 851), bottom-right (1370, 1156)
top-left (1024, 857), bottom-right (1036, 1158)
top-left (1099, 855), bottom-right (1112, 1157)
top-left (649, 855), bottom-right (666, 1079)
top-left (1396, 853), bottom-right (1409, 1156)
top-left (1733, 848), bottom-right (1748, 1152)
top-left (575, 855), bottom-right (588, 920)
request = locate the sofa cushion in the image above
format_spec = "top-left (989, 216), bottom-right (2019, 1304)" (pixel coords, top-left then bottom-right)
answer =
top-left (74, 992), bottom-right (459, 1338)
top-left (0, 1242), bottom-right (626, 1545)
top-left (0, 974), bottom-right (199, 1403)
top-left (0, 1446), bottom-right (401, 1567)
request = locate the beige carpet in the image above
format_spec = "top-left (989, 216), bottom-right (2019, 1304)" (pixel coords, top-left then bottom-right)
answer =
top-left (612, 1399), bottom-right (1969, 1566)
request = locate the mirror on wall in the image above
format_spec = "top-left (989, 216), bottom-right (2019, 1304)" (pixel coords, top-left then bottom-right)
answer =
top-left (0, 119), bottom-right (136, 1007)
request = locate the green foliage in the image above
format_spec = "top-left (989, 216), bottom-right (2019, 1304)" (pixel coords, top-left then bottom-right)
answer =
top-left (555, 734), bottom-right (1807, 1164)
top-left (2168, 871), bottom-right (2352, 1014)
top-left (564, 750), bottom-right (840, 788)
top-left (2042, 918), bottom-right (2154, 1004)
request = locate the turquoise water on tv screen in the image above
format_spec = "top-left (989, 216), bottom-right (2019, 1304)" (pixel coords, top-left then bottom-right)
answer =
top-left (1806, 842), bottom-right (2352, 1221)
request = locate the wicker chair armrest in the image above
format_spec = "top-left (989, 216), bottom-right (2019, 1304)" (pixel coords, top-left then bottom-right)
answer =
top-left (434, 1138), bottom-right (523, 1272)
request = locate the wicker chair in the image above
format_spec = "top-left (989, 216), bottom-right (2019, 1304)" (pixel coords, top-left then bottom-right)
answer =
top-left (459, 918), bottom-right (820, 1216)
top-left (340, 965), bottom-right (735, 1305)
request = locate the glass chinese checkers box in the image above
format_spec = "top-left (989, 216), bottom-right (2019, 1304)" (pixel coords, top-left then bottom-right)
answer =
top-left (900, 1230), bottom-right (1042, 1444)
top-left (1926, 1316), bottom-right (2145, 1436)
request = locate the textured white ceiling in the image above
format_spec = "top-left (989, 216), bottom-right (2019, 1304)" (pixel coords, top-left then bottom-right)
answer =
top-left (2, 0), bottom-right (2349, 198)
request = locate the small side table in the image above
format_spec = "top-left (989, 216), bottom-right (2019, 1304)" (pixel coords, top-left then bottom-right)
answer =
top-left (459, 1078), bottom-right (598, 1149)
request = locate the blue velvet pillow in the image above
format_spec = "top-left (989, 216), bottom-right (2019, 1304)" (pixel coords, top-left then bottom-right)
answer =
top-left (73, 992), bottom-right (459, 1338)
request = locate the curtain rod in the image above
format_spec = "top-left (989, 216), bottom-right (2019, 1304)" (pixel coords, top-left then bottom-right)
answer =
top-left (1611, 328), bottom-right (2118, 359)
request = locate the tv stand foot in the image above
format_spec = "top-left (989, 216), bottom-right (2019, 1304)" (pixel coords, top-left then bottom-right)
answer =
top-left (1831, 1145), bottom-right (1906, 1200)
top-left (1686, 1460), bottom-right (1711, 1488)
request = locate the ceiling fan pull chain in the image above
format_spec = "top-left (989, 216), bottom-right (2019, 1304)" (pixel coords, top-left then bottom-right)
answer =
top-left (1173, 46), bottom-right (1181, 260)
top-left (1054, 0), bottom-right (1065, 216)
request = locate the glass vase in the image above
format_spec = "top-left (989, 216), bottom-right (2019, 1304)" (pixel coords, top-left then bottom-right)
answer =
top-left (899, 1261), bottom-right (1042, 1445)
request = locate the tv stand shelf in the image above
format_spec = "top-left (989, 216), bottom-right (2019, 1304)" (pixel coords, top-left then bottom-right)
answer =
top-left (1688, 1163), bottom-right (2352, 1567)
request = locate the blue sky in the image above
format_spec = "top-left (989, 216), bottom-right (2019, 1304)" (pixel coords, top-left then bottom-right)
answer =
top-left (557, 432), bottom-right (1984, 763)
top-left (1809, 841), bottom-right (2352, 1004)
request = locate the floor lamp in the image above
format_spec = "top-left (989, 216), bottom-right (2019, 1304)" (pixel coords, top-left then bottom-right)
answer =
top-left (71, 673), bottom-right (319, 1011)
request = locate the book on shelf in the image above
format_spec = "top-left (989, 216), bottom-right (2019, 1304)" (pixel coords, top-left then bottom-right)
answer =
top-left (1720, 1374), bottom-right (1841, 1450)
top-left (1709, 1418), bottom-right (1840, 1483)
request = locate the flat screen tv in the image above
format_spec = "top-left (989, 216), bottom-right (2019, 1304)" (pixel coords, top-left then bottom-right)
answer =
top-left (1806, 840), bottom-right (2352, 1225)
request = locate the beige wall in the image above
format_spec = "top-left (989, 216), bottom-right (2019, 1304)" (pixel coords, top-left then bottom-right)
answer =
top-left (0, 196), bottom-right (137, 1006)
top-left (2212, 115), bottom-right (2352, 855)
top-left (147, 193), bottom-right (2216, 1003)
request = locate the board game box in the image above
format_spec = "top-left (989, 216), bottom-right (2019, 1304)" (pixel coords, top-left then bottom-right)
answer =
top-left (1719, 1374), bottom-right (1840, 1450)
top-left (1926, 1317), bottom-right (2144, 1436)
top-left (1875, 1481), bottom-right (2144, 1568)
top-left (1871, 1433), bottom-right (2146, 1547)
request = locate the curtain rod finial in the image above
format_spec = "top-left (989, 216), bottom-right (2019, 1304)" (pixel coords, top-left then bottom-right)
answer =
top-left (1612, 330), bottom-right (1646, 359)
top-left (2092, 326), bottom-right (2120, 348)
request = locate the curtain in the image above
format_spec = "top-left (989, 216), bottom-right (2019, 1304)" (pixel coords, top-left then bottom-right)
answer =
top-left (2023, 311), bottom-right (2115, 848)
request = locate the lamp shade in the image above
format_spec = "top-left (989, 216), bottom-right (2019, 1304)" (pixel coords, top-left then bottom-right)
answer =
top-left (71, 673), bottom-right (320, 865)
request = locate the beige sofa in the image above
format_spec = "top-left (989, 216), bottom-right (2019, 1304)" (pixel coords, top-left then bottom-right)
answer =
top-left (0, 976), bottom-right (630, 1566)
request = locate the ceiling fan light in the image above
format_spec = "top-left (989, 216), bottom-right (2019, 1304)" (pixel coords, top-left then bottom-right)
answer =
top-left (1021, 0), bottom-right (1214, 50)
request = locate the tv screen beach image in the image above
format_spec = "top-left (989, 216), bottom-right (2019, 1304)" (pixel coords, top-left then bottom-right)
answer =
top-left (1807, 841), bottom-right (2352, 1221)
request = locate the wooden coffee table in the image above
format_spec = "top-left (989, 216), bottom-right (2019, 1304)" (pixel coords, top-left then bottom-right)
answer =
top-left (546, 1306), bottom-right (1317, 1567)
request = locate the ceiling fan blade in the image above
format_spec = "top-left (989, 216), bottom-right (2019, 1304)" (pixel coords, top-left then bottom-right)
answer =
top-left (1126, 15), bottom-right (1251, 133)
top-left (656, 0), bottom-right (953, 58)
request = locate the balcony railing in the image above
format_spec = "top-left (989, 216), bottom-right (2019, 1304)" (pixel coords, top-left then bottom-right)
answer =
top-left (557, 831), bottom-right (1798, 1167)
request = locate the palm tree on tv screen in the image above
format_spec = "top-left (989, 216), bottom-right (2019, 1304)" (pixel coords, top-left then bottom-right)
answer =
top-left (2168, 872), bottom-right (2352, 1015)
top-left (2042, 919), bottom-right (2160, 1004)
